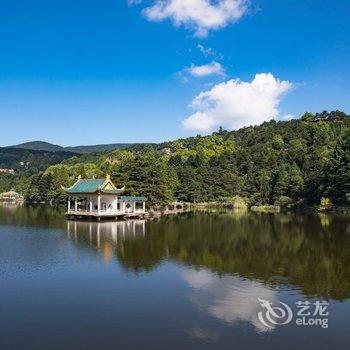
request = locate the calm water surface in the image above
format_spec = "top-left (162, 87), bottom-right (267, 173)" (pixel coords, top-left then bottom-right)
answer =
top-left (0, 204), bottom-right (350, 349)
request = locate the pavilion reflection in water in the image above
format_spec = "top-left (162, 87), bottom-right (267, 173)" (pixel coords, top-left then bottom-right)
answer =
top-left (67, 219), bottom-right (146, 248)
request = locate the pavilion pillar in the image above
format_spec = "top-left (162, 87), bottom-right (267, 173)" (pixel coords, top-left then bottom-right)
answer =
top-left (89, 197), bottom-right (92, 213)
top-left (133, 201), bottom-right (136, 213)
top-left (74, 197), bottom-right (78, 212)
top-left (68, 197), bottom-right (71, 212)
top-left (142, 202), bottom-right (145, 212)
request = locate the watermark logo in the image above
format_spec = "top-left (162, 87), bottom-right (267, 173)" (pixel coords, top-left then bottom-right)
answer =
top-left (258, 298), bottom-right (293, 328)
top-left (257, 298), bottom-right (329, 329)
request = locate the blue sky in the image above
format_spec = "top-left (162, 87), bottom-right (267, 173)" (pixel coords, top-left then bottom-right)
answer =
top-left (0, 0), bottom-right (349, 146)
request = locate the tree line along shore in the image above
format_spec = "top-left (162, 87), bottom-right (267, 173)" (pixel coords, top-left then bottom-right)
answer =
top-left (0, 110), bottom-right (349, 212)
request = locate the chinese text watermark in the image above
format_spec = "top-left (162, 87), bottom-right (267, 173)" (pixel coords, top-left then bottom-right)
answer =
top-left (258, 298), bottom-right (329, 329)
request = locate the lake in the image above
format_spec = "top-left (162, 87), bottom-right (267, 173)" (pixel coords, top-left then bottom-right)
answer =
top-left (0, 204), bottom-right (349, 349)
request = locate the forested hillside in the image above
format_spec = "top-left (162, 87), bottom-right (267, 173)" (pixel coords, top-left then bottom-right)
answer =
top-left (0, 147), bottom-right (78, 195)
top-left (3, 110), bottom-right (350, 208)
top-left (0, 147), bottom-right (76, 174)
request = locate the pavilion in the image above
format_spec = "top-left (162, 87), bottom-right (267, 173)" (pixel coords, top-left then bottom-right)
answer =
top-left (62, 175), bottom-right (147, 220)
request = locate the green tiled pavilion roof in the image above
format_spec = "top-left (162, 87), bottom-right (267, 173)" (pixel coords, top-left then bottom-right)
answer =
top-left (63, 178), bottom-right (124, 195)
top-left (65, 179), bottom-right (105, 193)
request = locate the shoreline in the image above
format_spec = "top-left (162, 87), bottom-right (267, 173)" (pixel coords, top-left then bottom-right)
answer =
top-left (3, 200), bottom-right (350, 217)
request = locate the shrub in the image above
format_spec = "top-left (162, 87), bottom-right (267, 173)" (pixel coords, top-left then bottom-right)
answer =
top-left (318, 197), bottom-right (332, 212)
top-left (230, 196), bottom-right (248, 210)
top-left (251, 205), bottom-right (280, 213)
top-left (274, 196), bottom-right (296, 209)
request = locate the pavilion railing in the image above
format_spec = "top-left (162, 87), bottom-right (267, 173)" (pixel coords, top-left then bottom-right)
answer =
top-left (67, 208), bottom-right (145, 215)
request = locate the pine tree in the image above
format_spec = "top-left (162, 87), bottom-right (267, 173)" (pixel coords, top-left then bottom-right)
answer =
top-left (326, 131), bottom-right (350, 204)
top-left (112, 151), bottom-right (178, 205)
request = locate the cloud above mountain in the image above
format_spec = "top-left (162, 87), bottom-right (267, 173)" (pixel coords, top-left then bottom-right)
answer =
top-left (140, 0), bottom-right (250, 37)
top-left (182, 73), bottom-right (293, 132)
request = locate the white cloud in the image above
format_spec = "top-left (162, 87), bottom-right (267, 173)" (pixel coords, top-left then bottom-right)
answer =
top-left (197, 44), bottom-right (224, 59)
top-left (182, 73), bottom-right (293, 132)
top-left (177, 61), bottom-right (225, 83)
top-left (188, 61), bottom-right (225, 77)
top-left (197, 44), bottom-right (215, 56)
top-left (142, 0), bottom-right (250, 37)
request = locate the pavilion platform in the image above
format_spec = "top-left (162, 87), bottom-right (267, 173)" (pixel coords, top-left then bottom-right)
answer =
top-left (66, 209), bottom-right (146, 220)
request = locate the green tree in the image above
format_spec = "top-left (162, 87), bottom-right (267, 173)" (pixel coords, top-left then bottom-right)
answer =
top-left (301, 112), bottom-right (314, 122)
top-left (273, 163), bottom-right (304, 200)
top-left (326, 131), bottom-right (350, 204)
top-left (112, 152), bottom-right (178, 205)
top-left (272, 134), bottom-right (284, 150)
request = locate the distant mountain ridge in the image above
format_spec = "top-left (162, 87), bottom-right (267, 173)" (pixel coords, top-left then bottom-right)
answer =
top-left (8, 141), bottom-right (64, 152)
top-left (7, 141), bottom-right (133, 154)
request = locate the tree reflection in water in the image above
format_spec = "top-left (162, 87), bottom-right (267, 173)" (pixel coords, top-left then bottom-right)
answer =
top-left (1, 204), bottom-right (350, 342)
top-left (66, 211), bottom-right (350, 301)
